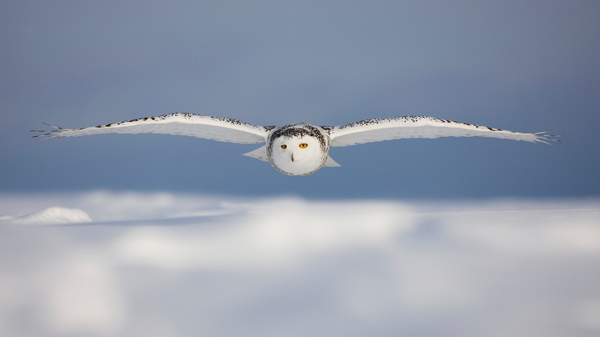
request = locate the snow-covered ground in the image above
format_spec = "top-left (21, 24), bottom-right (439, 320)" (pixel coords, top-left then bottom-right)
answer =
top-left (1, 191), bottom-right (599, 337)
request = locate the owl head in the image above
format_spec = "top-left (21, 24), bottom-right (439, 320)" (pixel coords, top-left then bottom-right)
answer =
top-left (267, 124), bottom-right (330, 176)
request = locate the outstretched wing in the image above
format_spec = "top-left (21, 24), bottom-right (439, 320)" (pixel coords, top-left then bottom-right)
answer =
top-left (32, 113), bottom-right (271, 144)
top-left (327, 116), bottom-right (559, 147)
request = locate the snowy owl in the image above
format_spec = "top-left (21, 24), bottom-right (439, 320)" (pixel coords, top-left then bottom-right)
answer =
top-left (32, 113), bottom-right (558, 176)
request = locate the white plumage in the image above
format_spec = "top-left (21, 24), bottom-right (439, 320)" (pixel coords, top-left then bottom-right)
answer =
top-left (33, 113), bottom-right (559, 176)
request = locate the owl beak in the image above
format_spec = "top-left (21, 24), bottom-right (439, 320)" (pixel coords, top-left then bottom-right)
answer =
top-left (291, 153), bottom-right (294, 162)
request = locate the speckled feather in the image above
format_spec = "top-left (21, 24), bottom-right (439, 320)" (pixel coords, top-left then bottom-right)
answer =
top-left (32, 113), bottom-right (270, 144)
top-left (326, 116), bottom-right (559, 146)
top-left (266, 123), bottom-right (330, 175)
top-left (267, 123), bottom-right (329, 154)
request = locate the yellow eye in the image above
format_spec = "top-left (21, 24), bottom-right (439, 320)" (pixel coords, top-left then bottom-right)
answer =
top-left (299, 143), bottom-right (308, 148)
top-left (281, 144), bottom-right (287, 149)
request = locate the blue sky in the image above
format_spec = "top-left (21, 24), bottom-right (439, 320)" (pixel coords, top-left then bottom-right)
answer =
top-left (1, 0), bottom-right (599, 199)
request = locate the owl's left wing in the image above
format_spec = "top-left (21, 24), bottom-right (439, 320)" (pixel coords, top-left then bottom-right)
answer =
top-left (326, 116), bottom-right (559, 147)
top-left (32, 113), bottom-right (271, 144)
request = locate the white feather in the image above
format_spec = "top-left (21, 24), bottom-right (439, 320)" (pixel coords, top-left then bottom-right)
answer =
top-left (243, 146), bottom-right (269, 162)
top-left (327, 116), bottom-right (557, 147)
top-left (33, 113), bottom-right (269, 144)
top-left (323, 156), bottom-right (341, 167)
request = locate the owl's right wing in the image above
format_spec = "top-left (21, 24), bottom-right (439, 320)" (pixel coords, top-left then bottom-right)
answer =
top-left (327, 116), bottom-right (559, 147)
top-left (32, 113), bottom-right (273, 144)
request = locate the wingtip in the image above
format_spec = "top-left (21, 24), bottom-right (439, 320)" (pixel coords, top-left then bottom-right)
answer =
top-left (534, 131), bottom-right (562, 145)
top-left (41, 122), bottom-right (63, 129)
top-left (31, 123), bottom-right (64, 140)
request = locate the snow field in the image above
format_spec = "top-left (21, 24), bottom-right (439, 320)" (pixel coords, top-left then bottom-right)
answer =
top-left (1, 191), bottom-right (599, 337)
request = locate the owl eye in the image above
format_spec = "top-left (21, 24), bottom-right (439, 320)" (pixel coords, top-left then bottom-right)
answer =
top-left (281, 144), bottom-right (287, 149)
top-left (299, 143), bottom-right (308, 148)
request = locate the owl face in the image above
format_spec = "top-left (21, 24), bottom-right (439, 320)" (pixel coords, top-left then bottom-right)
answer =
top-left (267, 125), bottom-right (329, 176)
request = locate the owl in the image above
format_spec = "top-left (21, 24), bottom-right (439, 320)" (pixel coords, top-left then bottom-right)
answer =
top-left (33, 113), bottom-right (558, 175)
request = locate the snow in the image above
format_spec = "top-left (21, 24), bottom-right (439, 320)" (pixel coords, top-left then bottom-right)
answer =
top-left (2, 207), bottom-right (92, 225)
top-left (0, 191), bottom-right (599, 337)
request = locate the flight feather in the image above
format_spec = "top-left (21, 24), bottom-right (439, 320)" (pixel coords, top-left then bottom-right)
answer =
top-left (32, 113), bottom-right (270, 144)
top-left (327, 116), bottom-right (558, 147)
